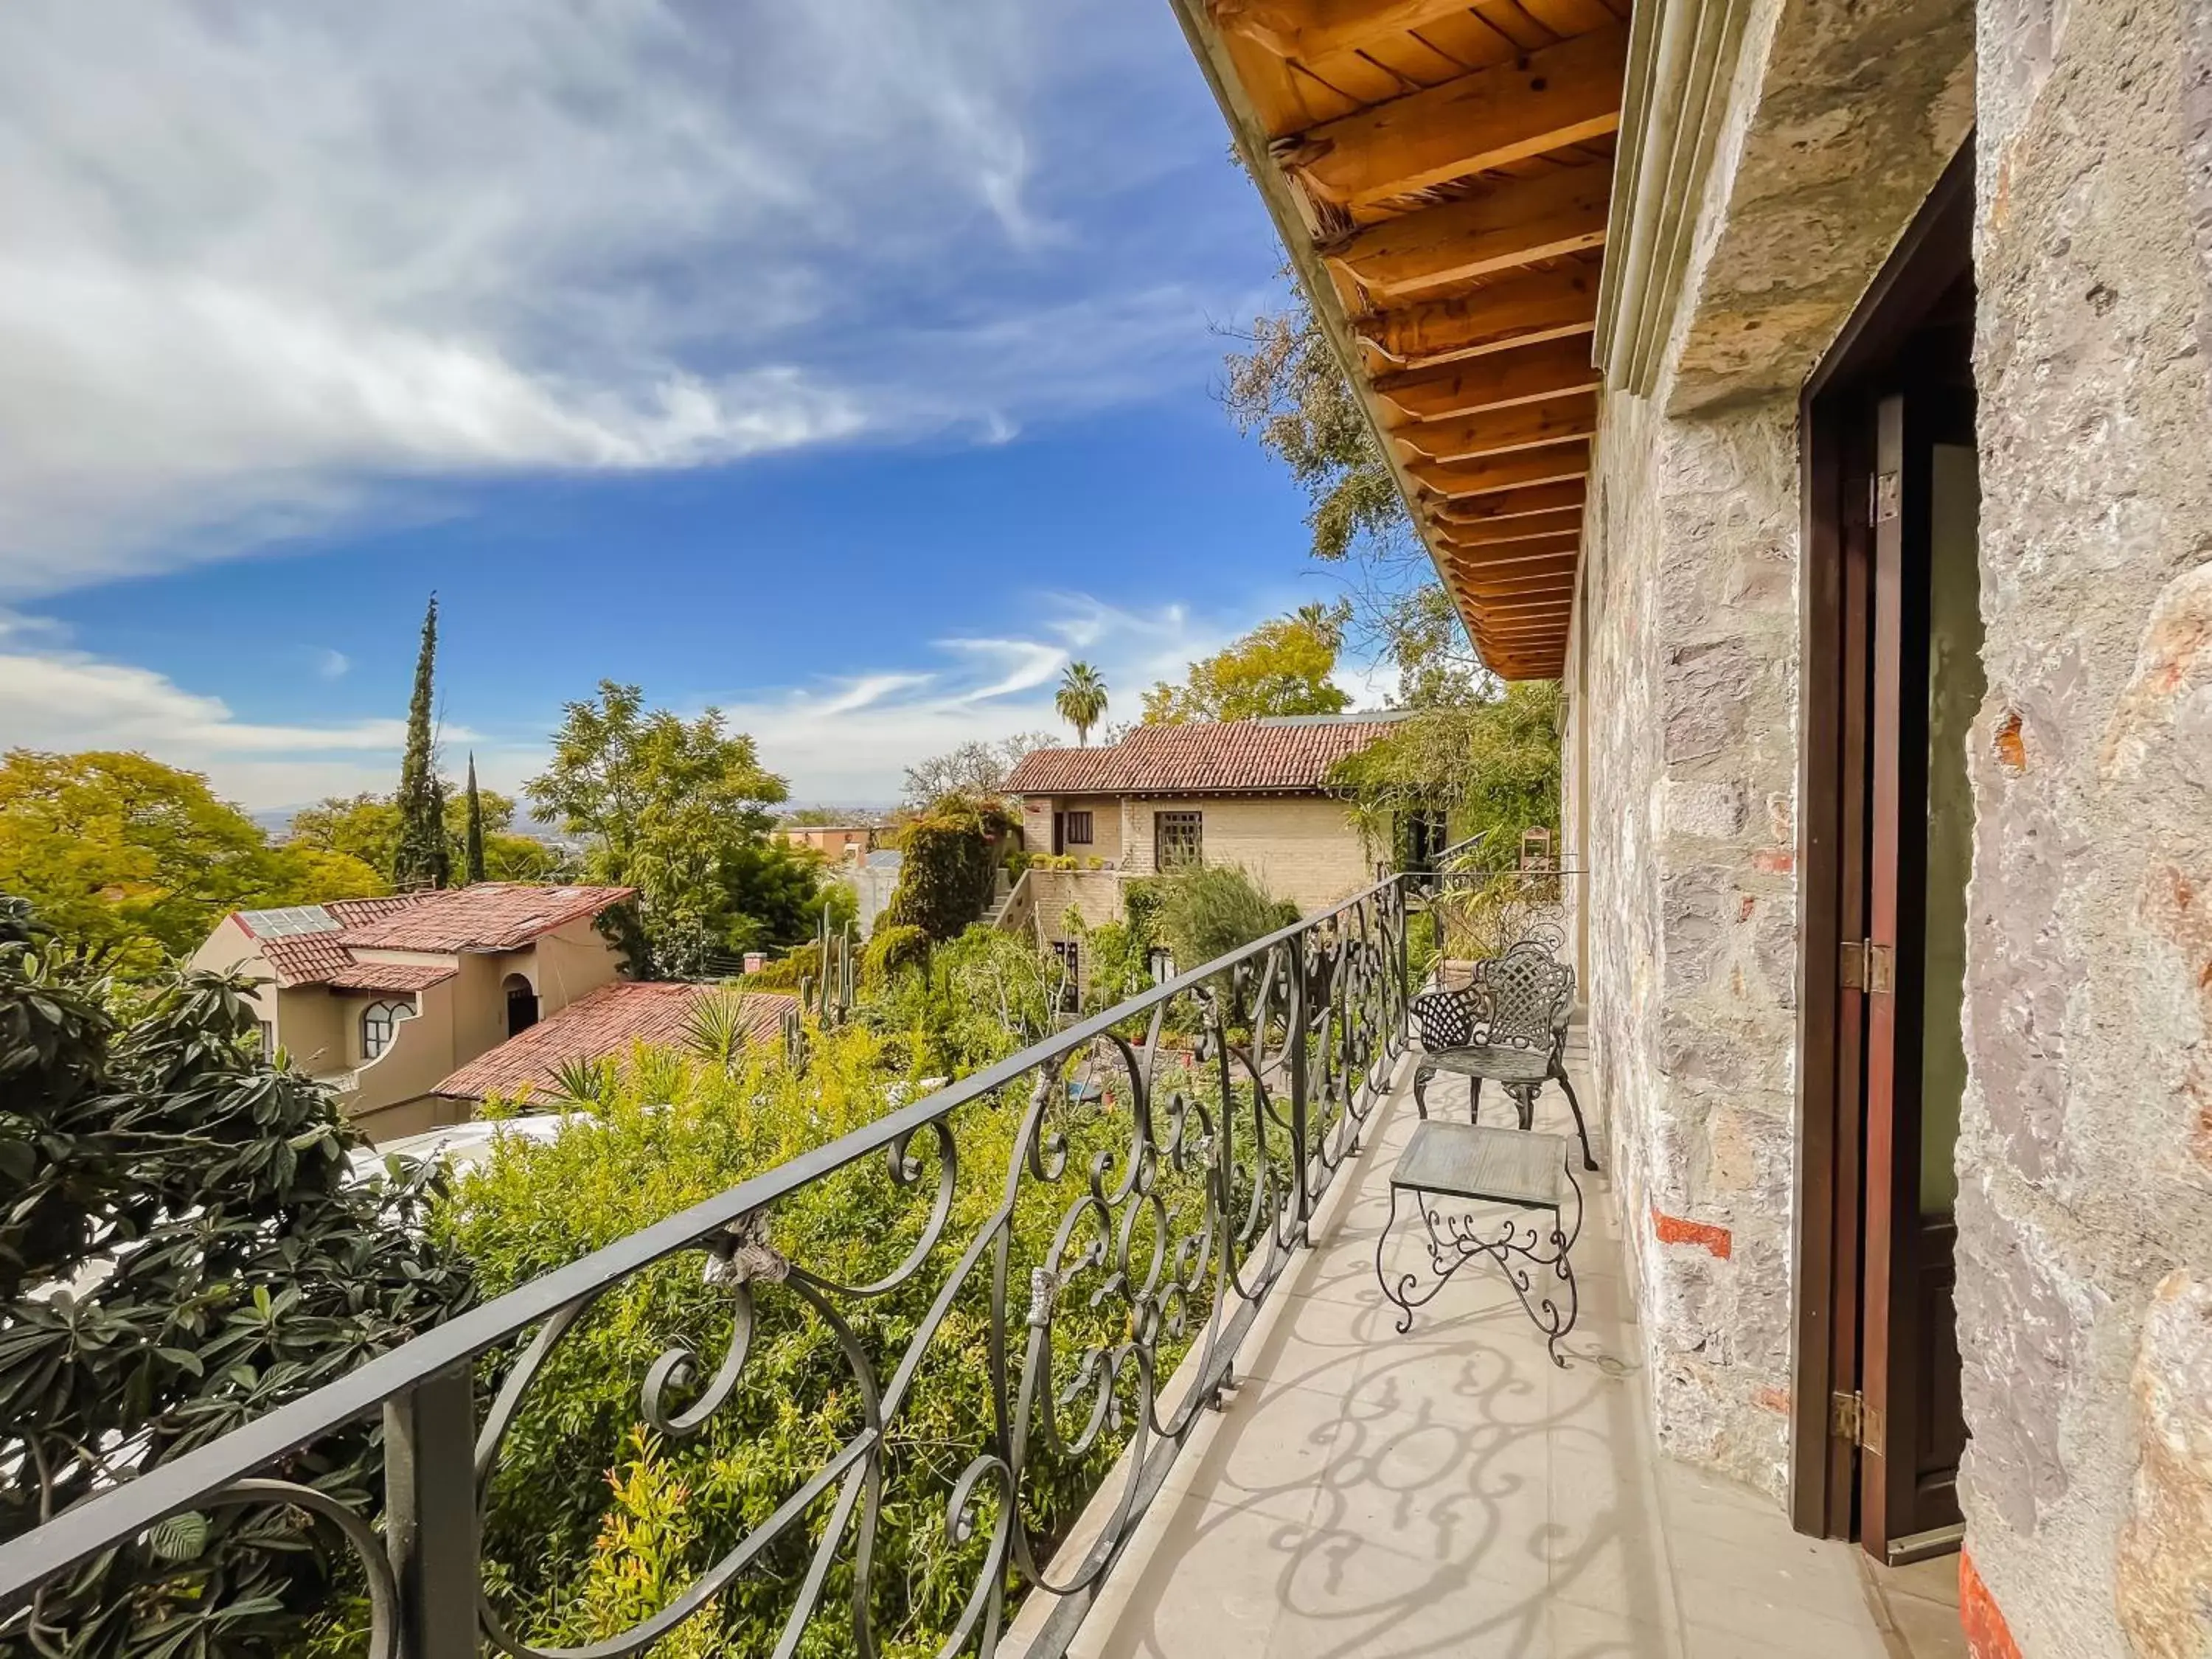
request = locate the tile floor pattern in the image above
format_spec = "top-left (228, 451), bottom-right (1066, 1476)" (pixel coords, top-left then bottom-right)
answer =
top-left (1024, 1038), bottom-right (1967, 1659)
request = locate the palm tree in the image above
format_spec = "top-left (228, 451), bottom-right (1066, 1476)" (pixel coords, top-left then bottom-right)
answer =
top-left (1056, 661), bottom-right (1109, 745)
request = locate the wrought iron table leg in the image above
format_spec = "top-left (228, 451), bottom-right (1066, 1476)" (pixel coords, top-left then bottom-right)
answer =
top-left (1468, 1073), bottom-right (1483, 1125)
top-left (1554, 1069), bottom-right (1599, 1171)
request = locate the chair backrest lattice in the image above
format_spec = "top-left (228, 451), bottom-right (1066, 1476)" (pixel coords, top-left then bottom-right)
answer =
top-left (1413, 939), bottom-right (1573, 1055)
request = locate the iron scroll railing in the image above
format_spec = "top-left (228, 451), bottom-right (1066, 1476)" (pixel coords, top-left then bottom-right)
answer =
top-left (1, 874), bottom-right (1413, 1658)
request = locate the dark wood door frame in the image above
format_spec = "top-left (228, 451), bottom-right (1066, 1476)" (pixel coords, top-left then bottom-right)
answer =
top-left (1788, 138), bottom-right (1974, 1539)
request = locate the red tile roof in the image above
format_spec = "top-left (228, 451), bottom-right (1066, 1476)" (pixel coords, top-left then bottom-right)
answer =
top-left (432, 981), bottom-right (796, 1102)
top-left (324, 960), bottom-right (459, 993)
top-left (254, 931), bottom-right (358, 988)
top-left (1005, 717), bottom-right (1404, 798)
top-left (336, 883), bottom-right (635, 954)
top-left (324, 895), bottom-right (424, 928)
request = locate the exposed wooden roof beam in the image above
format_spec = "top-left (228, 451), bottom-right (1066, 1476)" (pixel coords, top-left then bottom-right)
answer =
top-left (1395, 392), bottom-right (1598, 464)
top-left (1439, 540), bottom-right (1583, 570)
top-left (1211, 0), bottom-right (1498, 64)
top-left (1435, 480), bottom-right (1587, 521)
top-left (1276, 28), bottom-right (1629, 207)
top-left (1356, 267), bottom-right (1600, 369)
top-left (1324, 161), bottom-right (1611, 297)
top-left (1433, 507), bottom-right (1586, 544)
top-left (1459, 574), bottom-right (1579, 603)
top-left (1409, 440), bottom-right (1589, 500)
top-left (1375, 336), bottom-right (1601, 422)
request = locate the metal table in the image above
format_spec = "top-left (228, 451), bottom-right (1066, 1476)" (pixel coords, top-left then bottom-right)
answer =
top-left (1375, 1119), bottom-right (1583, 1365)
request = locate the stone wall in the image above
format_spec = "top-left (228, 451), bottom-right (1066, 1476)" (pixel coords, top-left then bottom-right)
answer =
top-left (1573, 0), bottom-right (1973, 1498)
top-left (1957, 0), bottom-right (2212, 1649)
top-left (1579, 386), bottom-right (1804, 1495)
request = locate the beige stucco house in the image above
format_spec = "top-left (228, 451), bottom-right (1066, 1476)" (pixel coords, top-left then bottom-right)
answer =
top-left (1004, 715), bottom-right (1401, 981)
top-left (190, 882), bottom-right (634, 1142)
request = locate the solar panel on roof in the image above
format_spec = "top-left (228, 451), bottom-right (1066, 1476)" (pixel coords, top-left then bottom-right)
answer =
top-left (238, 905), bottom-right (340, 937)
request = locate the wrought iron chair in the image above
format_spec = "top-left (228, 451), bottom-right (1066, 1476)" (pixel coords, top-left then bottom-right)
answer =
top-left (1411, 938), bottom-right (1597, 1172)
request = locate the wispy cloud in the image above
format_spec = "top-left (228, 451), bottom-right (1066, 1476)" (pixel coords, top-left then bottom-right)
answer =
top-left (315, 649), bottom-right (351, 681)
top-left (0, 0), bottom-right (1246, 597)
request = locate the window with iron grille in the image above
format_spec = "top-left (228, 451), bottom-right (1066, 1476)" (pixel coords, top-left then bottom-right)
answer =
top-left (1064, 810), bottom-right (1093, 845)
top-left (1154, 810), bottom-right (1203, 870)
top-left (361, 999), bottom-right (413, 1060)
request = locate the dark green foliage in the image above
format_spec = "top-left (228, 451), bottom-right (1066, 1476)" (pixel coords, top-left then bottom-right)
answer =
top-left (463, 754), bottom-right (487, 885)
top-left (1150, 864), bottom-right (1299, 975)
top-left (881, 815), bottom-right (995, 943)
top-left (525, 682), bottom-right (810, 978)
top-left (857, 925), bottom-right (1059, 1074)
top-left (442, 1024), bottom-right (1192, 1656)
top-left (1328, 682), bottom-right (1563, 861)
top-left (392, 596), bottom-right (451, 891)
top-left (0, 896), bottom-right (475, 1658)
top-left (860, 922), bottom-right (929, 985)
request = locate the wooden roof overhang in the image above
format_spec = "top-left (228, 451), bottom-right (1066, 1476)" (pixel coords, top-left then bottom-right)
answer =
top-left (1170, 0), bottom-right (1631, 681)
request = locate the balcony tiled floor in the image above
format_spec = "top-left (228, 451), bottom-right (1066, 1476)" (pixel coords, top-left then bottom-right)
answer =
top-left (1026, 1040), bottom-right (1953, 1659)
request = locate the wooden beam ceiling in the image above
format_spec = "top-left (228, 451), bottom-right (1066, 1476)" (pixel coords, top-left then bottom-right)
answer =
top-left (1393, 390), bottom-right (1599, 464)
top-left (1406, 439), bottom-right (1590, 500)
top-left (1352, 265), bottom-right (1600, 369)
top-left (1374, 335), bottom-right (1602, 421)
top-left (1274, 28), bottom-right (1629, 208)
top-left (1179, 0), bottom-right (1629, 681)
top-left (1322, 161), bottom-right (1611, 297)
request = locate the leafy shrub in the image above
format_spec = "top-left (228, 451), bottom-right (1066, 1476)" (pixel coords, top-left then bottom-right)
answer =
top-left (1150, 864), bottom-right (1299, 975)
top-left (744, 940), bottom-right (821, 991)
top-left (442, 1021), bottom-right (1189, 1656)
top-left (860, 922), bottom-right (929, 985)
top-left (0, 895), bottom-right (474, 1658)
top-left (858, 925), bottom-right (1060, 1074)
top-left (883, 815), bottom-right (995, 942)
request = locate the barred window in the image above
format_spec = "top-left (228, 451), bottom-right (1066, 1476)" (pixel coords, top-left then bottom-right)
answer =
top-left (1064, 810), bottom-right (1093, 845)
top-left (1051, 939), bottom-right (1081, 1013)
top-left (1154, 810), bottom-right (1203, 870)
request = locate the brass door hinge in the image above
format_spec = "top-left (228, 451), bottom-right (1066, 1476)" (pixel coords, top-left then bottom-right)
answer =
top-left (1871, 471), bottom-right (1900, 525)
top-left (1839, 939), bottom-right (1894, 994)
top-left (1832, 1390), bottom-right (1885, 1450)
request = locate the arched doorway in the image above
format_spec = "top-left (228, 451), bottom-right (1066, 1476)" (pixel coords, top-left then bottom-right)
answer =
top-left (503, 973), bottom-right (539, 1037)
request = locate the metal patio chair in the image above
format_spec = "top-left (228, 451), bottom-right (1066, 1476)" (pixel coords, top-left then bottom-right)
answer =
top-left (1410, 937), bottom-right (1597, 1172)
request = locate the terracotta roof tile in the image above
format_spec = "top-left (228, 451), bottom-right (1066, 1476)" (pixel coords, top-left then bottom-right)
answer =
top-left (432, 981), bottom-right (796, 1101)
top-left (324, 895), bottom-right (425, 928)
top-left (254, 931), bottom-right (356, 988)
top-left (1006, 717), bottom-right (1403, 798)
top-left (324, 960), bottom-right (459, 993)
top-left (337, 883), bottom-right (635, 954)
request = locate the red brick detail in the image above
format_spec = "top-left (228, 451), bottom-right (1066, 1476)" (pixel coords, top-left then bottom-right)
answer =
top-left (1959, 1550), bottom-right (2021, 1659)
top-left (1754, 1385), bottom-right (1790, 1416)
top-left (1650, 1207), bottom-right (1733, 1259)
top-left (1753, 848), bottom-right (1795, 875)
top-left (1738, 895), bottom-right (1757, 922)
top-left (1993, 709), bottom-right (2027, 773)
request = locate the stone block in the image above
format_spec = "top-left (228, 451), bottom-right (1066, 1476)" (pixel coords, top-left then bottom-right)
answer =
top-left (2115, 1271), bottom-right (2212, 1658)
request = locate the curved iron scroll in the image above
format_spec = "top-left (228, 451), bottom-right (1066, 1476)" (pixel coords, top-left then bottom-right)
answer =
top-left (0, 878), bottom-right (1413, 1659)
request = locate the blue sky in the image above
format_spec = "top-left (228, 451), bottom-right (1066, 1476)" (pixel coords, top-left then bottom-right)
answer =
top-left (0, 1), bottom-right (1373, 810)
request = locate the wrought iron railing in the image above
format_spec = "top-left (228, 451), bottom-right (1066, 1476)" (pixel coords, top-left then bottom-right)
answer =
top-left (1, 876), bottom-right (1413, 1658)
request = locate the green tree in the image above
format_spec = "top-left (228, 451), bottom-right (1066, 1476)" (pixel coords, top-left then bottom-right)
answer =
top-left (1054, 661), bottom-right (1110, 745)
top-left (291, 786), bottom-right (557, 885)
top-left (880, 813), bottom-right (996, 943)
top-left (1141, 601), bottom-right (1354, 723)
top-left (392, 594), bottom-right (450, 891)
top-left (0, 750), bottom-right (378, 975)
top-left (0, 897), bottom-right (475, 1655)
top-left (1222, 296), bottom-right (1484, 704)
top-left (524, 681), bottom-right (810, 976)
top-left (1329, 681), bottom-right (1563, 860)
top-left (464, 753), bottom-right (488, 885)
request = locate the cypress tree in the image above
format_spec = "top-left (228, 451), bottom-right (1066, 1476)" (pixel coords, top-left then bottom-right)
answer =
top-left (463, 753), bottom-right (487, 885)
top-left (392, 596), bottom-right (451, 891)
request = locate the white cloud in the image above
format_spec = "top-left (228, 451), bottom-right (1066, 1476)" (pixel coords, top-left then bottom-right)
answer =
top-left (0, 0), bottom-right (1245, 596)
top-left (315, 649), bottom-right (351, 681)
top-left (0, 641), bottom-right (481, 807)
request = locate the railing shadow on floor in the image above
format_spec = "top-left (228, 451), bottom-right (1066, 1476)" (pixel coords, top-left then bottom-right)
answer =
top-left (1, 876), bottom-right (1419, 1659)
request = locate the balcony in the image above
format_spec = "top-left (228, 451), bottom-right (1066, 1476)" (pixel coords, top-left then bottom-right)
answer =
top-left (0, 874), bottom-right (1963, 1658)
top-left (1004, 1034), bottom-right (1958, 1658)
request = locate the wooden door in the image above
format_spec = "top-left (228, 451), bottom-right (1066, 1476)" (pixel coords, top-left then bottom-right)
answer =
top-left (1857, 387), bottom-right (1972, 1559)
